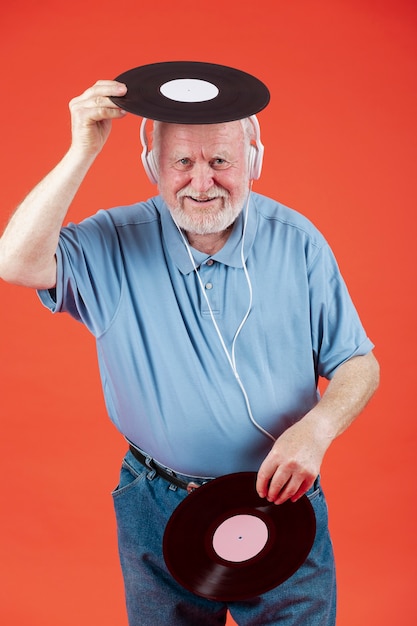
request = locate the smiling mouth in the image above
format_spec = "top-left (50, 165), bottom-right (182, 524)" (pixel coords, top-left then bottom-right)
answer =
top-left (186, 195), bottom-right (220, 204)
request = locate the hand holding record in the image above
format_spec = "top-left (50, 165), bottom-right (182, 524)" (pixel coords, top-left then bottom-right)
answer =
top-left (257, 415), bottom-right (329, 505)
top-left (68, 80), bottom-right (128, 157)
top-left (163, 472), bottom-right (316, 601)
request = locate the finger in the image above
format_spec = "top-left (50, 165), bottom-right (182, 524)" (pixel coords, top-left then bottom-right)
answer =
top-left (290, 477), bottom-right (316, 503)
top-left (273, 472), bottom-right (317, 504)
top-left (81, 96), bottom-right (128, 118)
top-left (256, 449), bottom-right (293, 498)
top-left (267, 473), bottom-right (294, 504)
top-left (84, 80), bottom-right (127, 98)
top-left (94, 79), bottom-right (127, 88)
top-left (256, 462), bottom-right (275, 499)
top-left (265, 461), bottom-right (315, 503)
top-left (70, 98), bottom-right (127, 130)
top-left (70, 81), bottom-right (127, 112)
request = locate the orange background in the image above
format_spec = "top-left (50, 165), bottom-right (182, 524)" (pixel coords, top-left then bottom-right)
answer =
top-left (0, 1), bottom-right (416, 624)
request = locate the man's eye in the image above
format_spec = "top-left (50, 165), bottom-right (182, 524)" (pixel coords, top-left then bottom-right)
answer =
top-left (212, 158), bottom-right (228, 168)
top-left (178, 158), bottom-right (191, 166)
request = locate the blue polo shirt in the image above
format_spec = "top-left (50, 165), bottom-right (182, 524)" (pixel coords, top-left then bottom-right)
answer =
top-left (38, 192), bottom-right (373, 477)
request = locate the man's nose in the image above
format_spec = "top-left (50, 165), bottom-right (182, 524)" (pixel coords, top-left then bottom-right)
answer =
top-left (190, 163), bottom-right (214, 192)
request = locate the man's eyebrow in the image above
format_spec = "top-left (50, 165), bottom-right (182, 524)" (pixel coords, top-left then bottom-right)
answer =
top-left (168, 144), bottom-right (235, 161)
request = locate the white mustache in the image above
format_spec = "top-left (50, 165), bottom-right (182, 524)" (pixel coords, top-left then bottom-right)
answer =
top-left (176, 185), bottom-right (229, 201)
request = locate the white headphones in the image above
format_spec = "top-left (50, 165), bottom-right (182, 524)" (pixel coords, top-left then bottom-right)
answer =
top-left (140, 115), bottom-right (264, 185)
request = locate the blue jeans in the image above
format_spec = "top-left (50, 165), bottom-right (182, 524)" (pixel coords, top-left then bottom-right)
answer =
top-left (112, 450), bottom-right (336, 626)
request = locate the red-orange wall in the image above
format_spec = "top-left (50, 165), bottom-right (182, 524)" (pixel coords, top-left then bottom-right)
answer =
top-left (1, 1), bottom-right (416, 624)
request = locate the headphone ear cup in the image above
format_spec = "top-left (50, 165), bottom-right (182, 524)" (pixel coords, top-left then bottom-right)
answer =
top-left (247, 115), bottom-right (264, 180)
top-left (140, 118), bottom-right (159, 185)
top-left (147, 149), bottom-right (159, 184)
top-left (248, 145), bottom-right (256, 180)
top-left (248, 143), bottom-right (263, 180)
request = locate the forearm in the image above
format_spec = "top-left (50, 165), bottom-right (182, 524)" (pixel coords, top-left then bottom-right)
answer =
top-left (0, 147), bottom-right (96, 288)
top-left (304, 351), bottom-right (380, 445)
top-left (257, 351), bottom-right (380, 503)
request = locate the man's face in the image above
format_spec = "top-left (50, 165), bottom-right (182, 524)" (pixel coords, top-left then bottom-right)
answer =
top-left (156, 121), bottom-right (250, 235)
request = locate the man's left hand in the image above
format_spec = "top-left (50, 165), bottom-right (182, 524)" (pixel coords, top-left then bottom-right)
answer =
top-left (256, 417), bottom-right (329, 504)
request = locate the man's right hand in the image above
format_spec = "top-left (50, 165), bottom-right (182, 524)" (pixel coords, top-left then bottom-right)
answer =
top-left (68, 80), bottom-right (128, 157)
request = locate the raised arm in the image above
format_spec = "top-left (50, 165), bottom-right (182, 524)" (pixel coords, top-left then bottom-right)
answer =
top-left (0, 80), bottom-right (127, 289)
top-left (256, 351), bottom-right (380, 504)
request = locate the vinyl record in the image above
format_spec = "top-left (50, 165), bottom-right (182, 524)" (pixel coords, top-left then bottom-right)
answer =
top-left (163, 472), bottom-right (316, 601)
top-left (109, 61), bottom-right (270, 123)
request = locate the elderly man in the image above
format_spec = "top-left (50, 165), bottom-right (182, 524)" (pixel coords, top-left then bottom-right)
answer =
top-left (0, 70), bottom-right (379, 626)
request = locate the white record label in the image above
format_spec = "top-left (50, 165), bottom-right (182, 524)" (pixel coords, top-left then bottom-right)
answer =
top-left (160, 78), bottom-right (219, 102)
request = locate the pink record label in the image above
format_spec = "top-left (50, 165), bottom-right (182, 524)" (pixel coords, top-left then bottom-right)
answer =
top-left (212, 514), bottom-right (269, 562)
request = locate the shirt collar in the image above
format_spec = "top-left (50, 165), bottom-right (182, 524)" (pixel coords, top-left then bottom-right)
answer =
top-left (155, 194), bottom-right (258, 275)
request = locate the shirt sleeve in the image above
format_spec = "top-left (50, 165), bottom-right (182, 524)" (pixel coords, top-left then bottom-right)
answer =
top-left (308, 242), bottom-right (374, 379)
top-left (37, 211), bottom-right (123, 337)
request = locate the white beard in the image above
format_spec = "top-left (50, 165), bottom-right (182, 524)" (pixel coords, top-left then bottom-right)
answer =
top-left (162, 184), bottom-right (248, 235)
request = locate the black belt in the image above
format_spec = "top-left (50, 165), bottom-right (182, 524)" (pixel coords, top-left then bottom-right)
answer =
top-left (129, 445), bottom-right (204, 493)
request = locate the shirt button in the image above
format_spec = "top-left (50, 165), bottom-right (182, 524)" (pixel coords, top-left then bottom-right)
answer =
top-left (206, 259), bottom-right (214, 266)
top-left (205, 282), bottom-right (213, 290)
